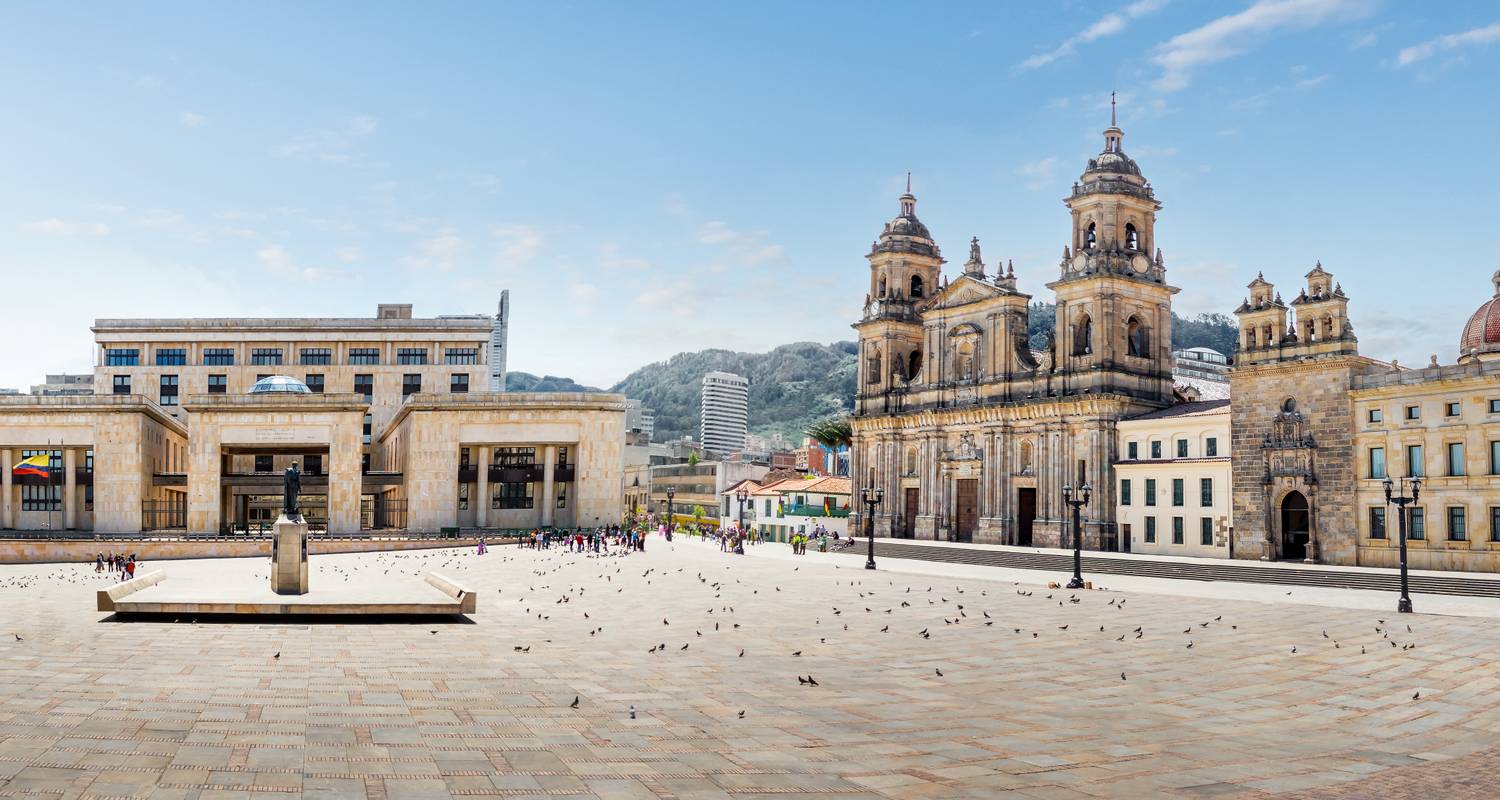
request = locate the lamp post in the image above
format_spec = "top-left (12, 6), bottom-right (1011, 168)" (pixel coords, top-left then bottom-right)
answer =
top-left (1383, 474), bottom-right (1421, 613)
top-left (1061, 483), bottom-right (1091, 589)
top-left (665, 487), bottom-right (675, 542)
top-left (735, 488), bottom-right (749, 537)
top-left (860, 486), bottom-right (883, 570)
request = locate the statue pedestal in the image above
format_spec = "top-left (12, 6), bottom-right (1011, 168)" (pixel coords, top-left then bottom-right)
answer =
top-left (270, 514), bottom-right (309, 595)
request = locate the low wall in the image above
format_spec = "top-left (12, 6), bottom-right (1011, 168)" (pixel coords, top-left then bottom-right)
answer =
top-left (0, 537), bottom-right (503, 564)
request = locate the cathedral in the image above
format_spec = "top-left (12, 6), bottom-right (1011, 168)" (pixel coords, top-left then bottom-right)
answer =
top-left (851, 112), bottom-right (1179, 547)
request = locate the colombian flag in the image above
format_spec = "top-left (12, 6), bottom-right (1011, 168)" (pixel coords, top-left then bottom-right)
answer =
top-left (12, 454), bottom-right (50, 479)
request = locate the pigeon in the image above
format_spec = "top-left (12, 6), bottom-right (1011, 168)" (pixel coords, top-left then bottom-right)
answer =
top-left (807, 675), bottom-right (819, 686)
top-left (1120, 672), bottom-right (1126, 681)
top-left (569, 696), bottom-right (579, 708)
top-left (737, 710), bottom-right (746, 719)
top-left (791, 651), bottom-right (801, 657)
top-left (739, 649), bottom-right (745, 657)
top-left (1186, 641), bottom-right (1194, 649)
top-left (797, 675), bottom-right (809, 685)
top-left (273, 652), bottom-right (280, 659)
top-left (935, 668), bottom-right (943, 677)
top-left (1412, 691), bottom-right (1420, 700)
top-left (1291, 647), bottom-right (1297, 654)
top-left (680, 643), bottom-right (689, 651)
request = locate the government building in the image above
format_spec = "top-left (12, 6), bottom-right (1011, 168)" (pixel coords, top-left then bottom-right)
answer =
top-left (851, 113), bottom-right (1179, 547)
top-left (0, 302), bottom-right (624, 534)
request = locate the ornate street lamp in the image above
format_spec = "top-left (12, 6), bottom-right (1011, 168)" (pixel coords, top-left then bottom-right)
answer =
top-left (1383, 474), bottom-right (1421, 613)
top-left (665, 486), bottom-right (676, 542)
top-left (860, 486), bottom-right (884, 570)
top-left (735, 487), bottom-right (749, 536)
top-left (1062, 483), bottom-right (1091, 589)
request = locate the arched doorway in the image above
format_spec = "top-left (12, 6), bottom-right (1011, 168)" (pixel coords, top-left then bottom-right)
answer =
top-left (1281, 491), bottom-right (1309, 561)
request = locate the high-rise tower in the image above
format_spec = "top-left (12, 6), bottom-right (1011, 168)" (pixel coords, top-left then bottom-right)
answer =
top-left (700, 371), bottom-right (749, 456)
top-left (489, 290), bottom-right (509, 392)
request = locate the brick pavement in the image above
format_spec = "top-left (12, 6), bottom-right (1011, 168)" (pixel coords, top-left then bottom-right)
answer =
top-left (0, 540), bottom-right (1497, 799)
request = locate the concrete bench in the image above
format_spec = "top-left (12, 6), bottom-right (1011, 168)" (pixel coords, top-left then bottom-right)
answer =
top-left (97, 570), bottom-right (166, 611)
top-left (423, 572), bottom-right (477, 613)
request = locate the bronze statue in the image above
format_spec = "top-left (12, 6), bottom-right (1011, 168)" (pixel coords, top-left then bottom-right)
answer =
top-left (283, 461), bottom-right (301, 518)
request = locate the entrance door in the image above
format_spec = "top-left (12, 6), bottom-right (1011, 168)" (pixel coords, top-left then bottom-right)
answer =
top-left (902, 488), bottom-right (918, 538)
top-left (1016, 488), bottom-right (1036, 546)
top-left (1281, 491), bottom-right (1310, 561)
top-left (1121, 523), bottom-right (1132, 553)
top-left (954, 479), bottom-right (977, 542)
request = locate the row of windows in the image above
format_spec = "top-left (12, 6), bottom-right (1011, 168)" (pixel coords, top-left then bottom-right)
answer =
top-left (107, 346), bottom-right (483, 367)
top-left (1121, 477), bottom-right (1214, 507)
top-left (1367, 442), bottom-right (1500, 479)
top-left (1125, 437), bottom-right (1219, 461)
top-left (250, 455), bottom-right (323, 474)
top-left (455, 482), bottom-right (569, 511)
top-left (458, 447), bottom-right (570, 467)
top-left (114, 373), bottom-right (473, 399)
top-left (1368, 506), bottom-right (1500, 542)
top-left (1369, 399), bottom-right (1500, 425)
top-left (1138, 516), bottom-right (1217, 546)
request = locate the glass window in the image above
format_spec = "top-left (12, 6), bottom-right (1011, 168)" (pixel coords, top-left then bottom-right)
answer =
top-left (457, 482), bottom-right (469, 511)
top-left (254, 455), bottom-right (272, 473)
top-left (402, 374), bottom-right (421, 396)
top-left (300, 348), bottom-right (332, 365)
top-left (445, 348), bottom-right (478, 365)
top-left (305, 455), bottom-right (322, 475)
top-left (362, 414), bottom-right (372, 445)
top-left (158, 375), bottom-right (179, 406)
top-left (1127, 441), bottom-right (1138, 460)
top-left (203, 348), bottom-right (235, 366)
top-left (155, 348), bottom-right (186, 366)
top-left (348, 348), bottom-right (381, 365)
top-left (207, 374), bottom-right (227, 394)
top-left (1200, 477), bottom-right (1213, 506)
top-left (305, 374), bottom-right (324, 393)
top-left (495, 482), bottom-right (534, 509)
top-left (1491, 507), bottom-right (1500, 542)
top-left (397, 348), bottom-right (428, 365)
top-left (1492, 441), bottom-right (1500, 475)
top-left (1176, 439), bottom-right (1188, 458)
top-left (250, 348), bottom-right (283, 366)
top-left (1448, 442), bottom-right (1466, 476)
top-left (1491, 399), bottom-right (1500, 414)
top-left (21, 483), bottom-right (60, 511)
top-left (1368, 408), bottom-right (1383, 423)
top-left (112, 375), bottom-right (131, 395)
top-left (1144, 479), bottom-right (1156, 507)
top-left (450, 374), bottom-right (469, 393)
top-left (104, 348), bottom-right (139, 366)
top-left (1150, 441), bottom-right (1162, 459)
top-left (1171, 478), bottom-right (1184, 507)
top-left (1200, 517), bottom-right (1213, 546)
top-left (1446, 401), bottom-right (1461, 417)
top-left (354, 374), bottom-right (373, 400)
top-left (1405, 405), bottom-right (1420, 420)
top-left (1205, 437), bottom-right (1218, 457)
top-left (1407, 444), bottom-right (1424, 477)
top-left (1409, 507), bottom-right (1425, 540)
top-left (1144, 517), bottom-right (1156, 543)
top-left (1369, 507), bottom-right (1386, 539)
top-left (495, 447), bottom-right (535, 466)
top-left (1369, 447), bottom-right (1386, 479)
top-left (1172, 516), bottom-right (1184, 544)
top-left (1448, 506), bottom-right (1467, 541)
top-left (1120, 478), bottom-right (1131, 506)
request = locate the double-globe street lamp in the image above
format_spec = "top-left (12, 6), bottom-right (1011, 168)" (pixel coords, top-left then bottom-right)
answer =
top-left (1061, 483), bottom-right (1091, 590)
top-left (735, 487), bottom-right (749, 538)
top-left (1383, 474), bottom-right (1421, 614)
top-left (665, 487), bottom-right (675, 542)
top-left (860, 486), bottom-right (883, 570)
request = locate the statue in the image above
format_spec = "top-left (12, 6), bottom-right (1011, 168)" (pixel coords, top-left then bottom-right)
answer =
top-left (282, 461), bottom-right (301, 518)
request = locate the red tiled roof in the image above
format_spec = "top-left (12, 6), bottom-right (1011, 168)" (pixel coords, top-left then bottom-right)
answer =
top-left (1127, 399), bottom-right (1230, 421)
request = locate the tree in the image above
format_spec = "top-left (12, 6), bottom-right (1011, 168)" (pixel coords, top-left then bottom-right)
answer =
top-left (693, 505), bottom-right (706, 527)
top-left (687, 450), bottom-right (700, 466)
top-left (804, 416), bottom-right (852, 448)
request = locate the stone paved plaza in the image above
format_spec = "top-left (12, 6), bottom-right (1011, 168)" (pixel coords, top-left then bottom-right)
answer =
top-left (2, 540), bottom-right (1500, 799)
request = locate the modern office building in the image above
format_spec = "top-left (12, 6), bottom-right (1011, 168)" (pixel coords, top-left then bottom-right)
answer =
top-left (1173, 346), bottom-right (1231, 382)
top-left (700, 371), bottom-right (749, 456)
top-left (490, 290), bottom-right (509, 392)
top-left (29, 373), bottom-right (95, 396)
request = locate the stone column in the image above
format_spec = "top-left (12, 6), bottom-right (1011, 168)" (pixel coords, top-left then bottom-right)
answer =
top-left (475, 445), bottom-right (490, 528)
top-left (541, 445), bottom-right (556, 528)
top-left (63, 449), bottom-right (77, 530)
top-left (1, 448), bottom-right (11, 530)
top-left (326, 415), bottom-right (363, 534)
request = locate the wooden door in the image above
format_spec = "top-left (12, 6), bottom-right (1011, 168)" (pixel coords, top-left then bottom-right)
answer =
top-left (903, 488), bottom-right (918, 538)
top-left (1017, 488), bottom-right (1036, 546)
top-left (955, 479), bottom-right (978, 543)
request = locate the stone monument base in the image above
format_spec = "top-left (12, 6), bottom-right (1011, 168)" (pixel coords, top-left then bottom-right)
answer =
top-left (271, 513), bottom-right (309, 595)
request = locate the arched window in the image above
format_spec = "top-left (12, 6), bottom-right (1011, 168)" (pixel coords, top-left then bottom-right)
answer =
top-left (905, 447), bottom-right (917, 476)
top-left (1019, 440), bottom-right (1034, 474)
top-left (1246, 328), bottom-right (1257, 349)
top-left (1073, 314), bottom-right (1093, 356)
top-left (1282, 397), bottom-right (1297, 413)
top-left (955, 341), bottom-right (975, 380)
top-left (1323, 316), bottom-right (1334, 338)
top-left (865, 346), bottom-right (882, 384)
top-left (910, 275), bottom-right (924, 299)
top-left (1127, 316), bottom-right (1150, 357)
top-left (1125, 223), bottom-right (1139, 251)
top-left (1084, 222), bottom-right (1097, 251)
top-left (907, 350), bottom-right (923, 381)
top-left (878, 277), bottom-right (887, 297)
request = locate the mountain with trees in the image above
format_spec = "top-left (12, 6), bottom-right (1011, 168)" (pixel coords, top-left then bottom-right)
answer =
top-left (505, 372), bottom-right (604, 393)
top-left (1025, 302), bottom-right (1237, 357)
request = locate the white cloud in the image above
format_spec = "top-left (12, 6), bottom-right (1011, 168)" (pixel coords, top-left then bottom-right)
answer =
top-left (570, 282), bottom-right (599, 303)
top-left (178, 111), bottom-right (207, 128)
top-left (1018, 156), bottom-right (1060, 191)
top-left (494, 224), bottom-right (544, 266)
top-left (403, 232), bottom-right (466, 271)
top-left (1150, 0), bottom-right (1375, 92)
top-left (20, 219), bottom-right (110, 236)
top-left (136, 209), bottom-right (183, 229)
top-left (1397, 22), bottom-right (1500, 66)
top-left (696, 221), bottom-right (786, 265)
top-left (346, 115), bottom-right (378, 136)
top-left (276, 116), bottom-right (379, 164)
top-left (257, 244), bottom-right (345, 281)
top-left (1019, 0), bottom-right (1170, 70)
top-left (1295, 73), bottom-right (1330, 88)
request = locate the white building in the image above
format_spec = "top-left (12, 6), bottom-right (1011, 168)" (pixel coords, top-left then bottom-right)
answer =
top-left (29, 374), bottom-right (95, 396)
top-left (1115, 399), bottom-right (1232, 557)
top-left (700, 371), bottom-right (748, 456)
top-left (721, 476), bottom-right (851, 542)
top-left (1173, 346), bottom-right (1230, 382)
top-left (489, 290), bottom-right (509, 392)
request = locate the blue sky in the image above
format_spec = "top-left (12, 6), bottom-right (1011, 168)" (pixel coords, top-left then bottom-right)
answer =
top-left (2, 1), bottom-right (1498, 391)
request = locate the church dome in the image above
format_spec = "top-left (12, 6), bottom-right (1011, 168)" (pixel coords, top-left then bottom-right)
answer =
top-left (248, 375), bottom-right (312, 395)
top-left (1085, 148), bottom-right (1141, 177)
top-left (871, 187), bottom-right (940, 258)
top-left (1460, 271), bottom-right (1500, 361)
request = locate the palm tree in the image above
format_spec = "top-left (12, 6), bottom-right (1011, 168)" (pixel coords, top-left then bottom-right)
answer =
top-left (804, 416), bottom-right (853, 476)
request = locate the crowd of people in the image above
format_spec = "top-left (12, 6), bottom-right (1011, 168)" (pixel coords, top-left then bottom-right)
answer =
top-left (511, 524), bottom-right (646, 554)
top-left (96, 552), bottom-right (138, 579)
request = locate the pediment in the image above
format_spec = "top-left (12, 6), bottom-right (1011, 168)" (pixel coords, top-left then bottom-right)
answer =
top-left (925, 275), bottom-right (1007, 310)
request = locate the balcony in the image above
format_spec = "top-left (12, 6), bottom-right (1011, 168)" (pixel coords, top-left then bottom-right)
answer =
top-left (781, 503), bottom-right (850, 518)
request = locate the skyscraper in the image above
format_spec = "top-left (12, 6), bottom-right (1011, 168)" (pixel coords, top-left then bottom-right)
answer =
top-left (700, 371), bottom-right (748, 456)
top-left (489, 290), bottom-right (509, 392)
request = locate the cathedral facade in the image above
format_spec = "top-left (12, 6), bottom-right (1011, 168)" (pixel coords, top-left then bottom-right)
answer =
top-left (851, 118), bottom-right (1178, 547)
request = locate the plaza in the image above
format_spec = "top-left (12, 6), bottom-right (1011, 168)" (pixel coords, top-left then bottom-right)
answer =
top-left (1, 539), bottom-right (1497, 799)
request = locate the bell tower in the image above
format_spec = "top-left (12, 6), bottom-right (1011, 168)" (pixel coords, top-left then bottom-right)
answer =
top-left (1046, 99), bottom-right (1176, 403)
